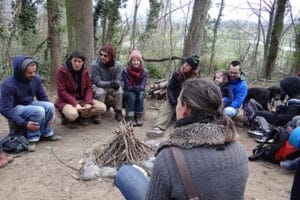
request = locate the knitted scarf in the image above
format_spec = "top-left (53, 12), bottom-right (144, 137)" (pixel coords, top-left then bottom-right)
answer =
top-left (126, 64), bottom-right (144, 86)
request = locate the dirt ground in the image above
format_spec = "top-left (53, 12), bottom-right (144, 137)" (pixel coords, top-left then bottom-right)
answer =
top-left (0, 98), bottom-right (295, 200)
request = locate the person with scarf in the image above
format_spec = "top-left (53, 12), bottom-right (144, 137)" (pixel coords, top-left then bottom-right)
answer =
top-left (0, 55), bottom-right (61, 151)
top-left (145, 54), bottom-right (200, 138)
top-left (90, 44), bottom-right (124, 122)
top-left (55, 51), bottom-right (106, 129)
top-left (122, 50), bottom-right (148, 126)
top-left (115, 79), bottom-right (249, 200)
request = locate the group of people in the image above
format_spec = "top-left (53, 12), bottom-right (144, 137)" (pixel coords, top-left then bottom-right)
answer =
top-left (1, 44), bottom-right (299, 199)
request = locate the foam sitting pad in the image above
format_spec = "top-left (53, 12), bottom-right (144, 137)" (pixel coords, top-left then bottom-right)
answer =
top-left (289, 127), bottom-right (300, 150)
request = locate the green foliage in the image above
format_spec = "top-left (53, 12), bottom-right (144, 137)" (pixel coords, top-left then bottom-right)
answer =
top-left (146, 63), bottom-right (165, 79)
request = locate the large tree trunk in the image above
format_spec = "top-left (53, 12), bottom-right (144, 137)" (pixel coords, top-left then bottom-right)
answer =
top-left (65, 0), bottom-right (94, 66)
top-left (293, 21), bottom-right (300, 74)
top-left (182, 0), bottom-right (210, 57)
top-left (264, 0), bottom-right (288, 79)
top-left (47, 0), bottom-right (61, 89)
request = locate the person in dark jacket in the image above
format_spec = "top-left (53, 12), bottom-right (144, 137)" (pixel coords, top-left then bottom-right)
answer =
top-left (122, 49), bottom-right (148, 126)
top-left (213, 69), bottom-right (233, 108)
top-left (90, 44), bottom-right (124, 122)
top-left (116, 79), bottom-right (249, 200)
top-left (145, 54), bottom-right (200, 138)
top-left (55, 51), bottom-right (106, 128)
top-left (0, 55), bottom-right (60, 151)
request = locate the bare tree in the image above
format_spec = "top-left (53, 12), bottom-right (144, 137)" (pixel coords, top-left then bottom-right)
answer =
top-left (130, 0), bottom-right (141, 50)
top-left (264, 0), bottom-right (288, 79)
top-left (182, 0), bottom-right (211, 57)
top-left (65, 0), bottom-right (94, 65)
top-left (47, 0), bottom-right (61, 89)
top-left (208, 0), bottom-right (224, 73)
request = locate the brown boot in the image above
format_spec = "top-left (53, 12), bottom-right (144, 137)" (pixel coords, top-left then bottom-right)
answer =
top-left (135, 112), bottom-right (143, 126)
top-left (93, 115), bottom-right (102, 124)
top-left (115, 110), bottom-right (124, 122)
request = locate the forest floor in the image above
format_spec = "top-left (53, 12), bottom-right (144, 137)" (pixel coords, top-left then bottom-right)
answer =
top-left (0, 97), bottom-right (295, 200)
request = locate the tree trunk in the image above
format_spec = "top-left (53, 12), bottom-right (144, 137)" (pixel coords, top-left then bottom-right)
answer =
top-left (105, 0), bottom-right (121, 44)
top-left (182, 0), bottom-right (210, 57)
top-left (65, 0), bottom-right (94, 66)
top-left (293, 21), bottom-right (300, 74)
top-left (47, 0), bottom-right (61, 89)
top-left (264, 0), bottom-right (288, 79)
top-left (130, 0), bottom-right (140, 50)
top-left (208, 0), bottom-right (224, 73)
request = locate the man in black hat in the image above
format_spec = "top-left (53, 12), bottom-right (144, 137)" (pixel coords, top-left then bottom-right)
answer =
top-left (146, 54), bottom-right (200, 138)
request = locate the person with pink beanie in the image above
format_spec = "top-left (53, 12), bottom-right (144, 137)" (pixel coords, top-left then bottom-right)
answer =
top-left (122, 49), bottom-right (148, 126)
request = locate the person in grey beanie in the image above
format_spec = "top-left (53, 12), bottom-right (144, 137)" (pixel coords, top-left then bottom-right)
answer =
top-left (145, 54), bottom-right (200, 138)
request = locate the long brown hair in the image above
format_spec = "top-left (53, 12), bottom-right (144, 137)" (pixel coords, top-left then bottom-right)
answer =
top-left (180, 79), bottom-right (238, 142)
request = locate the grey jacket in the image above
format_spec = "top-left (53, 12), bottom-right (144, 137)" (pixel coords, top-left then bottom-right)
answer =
top-left (90, 57), bottom-right (122, 88)
top-left (145, 122), bottom-right (249, 200)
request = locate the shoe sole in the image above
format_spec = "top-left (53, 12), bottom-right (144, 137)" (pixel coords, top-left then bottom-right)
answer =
top-left (146, 131), bottom-right (164, 138)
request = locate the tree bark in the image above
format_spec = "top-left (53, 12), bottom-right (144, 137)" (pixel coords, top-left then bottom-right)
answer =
top-left (264, 0), bottom-right (288, 79)
top-left (65, 0), bottom-right (94, 66)
top-left (182, 0), bottom-right (210, 57)
top-left (47, 0), bottom-right (61, 89)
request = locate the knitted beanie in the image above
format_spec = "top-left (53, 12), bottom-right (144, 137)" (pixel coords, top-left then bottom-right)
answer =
top-left (129, 49), bottom-right (142, 61)
top-left (185, 54), bottom-right (200, 70)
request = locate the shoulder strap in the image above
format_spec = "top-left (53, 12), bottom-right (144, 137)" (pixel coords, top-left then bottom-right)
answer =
top-left (171, 147), bottom-right (199, 200)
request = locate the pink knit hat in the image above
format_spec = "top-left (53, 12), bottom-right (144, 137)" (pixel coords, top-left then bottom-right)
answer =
top-left (129, 49), bottom-right (142, 61)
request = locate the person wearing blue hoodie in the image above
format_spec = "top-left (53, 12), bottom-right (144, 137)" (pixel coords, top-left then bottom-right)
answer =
top-left (223, 60), bottom-right (248, 118)
top-left (0, 55), bottom-right (61, 151)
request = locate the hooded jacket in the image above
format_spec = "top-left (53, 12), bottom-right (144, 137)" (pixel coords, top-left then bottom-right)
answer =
top-left (229, 78), bottom-right (248, 109)
top-left (0, 55), bottom-right (48, 127)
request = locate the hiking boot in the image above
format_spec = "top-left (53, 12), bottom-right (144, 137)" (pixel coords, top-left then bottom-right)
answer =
top-left (28, 143), bottom-right (36, 152)
top-left (247, 130), bottom-right (264, 138)
top-left (115, 110), bottom-right (124, 122)
top-left (77, 117), bottom-right (88, 126)
top-left (41, 135), bottom-right (62, 141)
top-left (93, 115), bottom-right (102, 124)
top-left (68, 121), bottom-right (78, 129)
top-left (135, 112), bottom-right (143, 126)
top-left (146, 127), bottom-right (165, 138)
top-left (126, 116), bottom-right (136, 126)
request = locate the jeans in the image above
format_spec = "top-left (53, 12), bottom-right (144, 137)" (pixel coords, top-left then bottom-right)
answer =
top-left (125, 91), bottom-right (145, 113)
top-left (115, 165), bottom-right (149, 200)
top-left (15, 101), bottom-right (54, 142)
top-left (223, 106), bottom-right (238, 118)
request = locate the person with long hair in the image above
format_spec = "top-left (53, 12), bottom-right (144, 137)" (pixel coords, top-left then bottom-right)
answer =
top-left (116, 79), bottom-right (249, 200)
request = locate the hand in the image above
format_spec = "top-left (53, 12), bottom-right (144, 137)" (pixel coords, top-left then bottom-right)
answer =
top-left (111, 81), bottom-right (120, 90)
top-left (132, 86), bottom-right (142, 93)
top-left (84, 104), bottom-right (92, 111)
top-left (27, 121), bottom-right (40, 131)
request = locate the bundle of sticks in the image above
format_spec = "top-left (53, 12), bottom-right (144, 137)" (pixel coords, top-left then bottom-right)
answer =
top-left (95, 120), bottom-right (152, 167)
top-left (148, 79), bottom-right (168, 100)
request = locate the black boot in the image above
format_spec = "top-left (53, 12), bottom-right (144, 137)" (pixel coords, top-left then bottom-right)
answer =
top-left (115, 110), bottom-right (124, 122)
top-left (136, 112), bottom-right (143, 126)
top-left (126, 116), bottom-right (136, 126)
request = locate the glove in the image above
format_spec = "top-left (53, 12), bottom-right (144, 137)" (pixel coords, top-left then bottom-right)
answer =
top-left (111, 81), bottom-right (120, 90)
top-left (133, 86), bottom-right (142, 93)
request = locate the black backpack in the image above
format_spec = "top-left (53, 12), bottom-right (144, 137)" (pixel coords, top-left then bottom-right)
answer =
top-left (248, 127), bottom-right (290, 163)
top-left (0, 131), bottom-right (29, 153)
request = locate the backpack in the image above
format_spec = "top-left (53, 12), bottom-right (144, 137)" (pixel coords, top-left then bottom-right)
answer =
top-left (249, 127), bottom-right (300, 163)
top-left (0, 131), bottom-right (29, 153)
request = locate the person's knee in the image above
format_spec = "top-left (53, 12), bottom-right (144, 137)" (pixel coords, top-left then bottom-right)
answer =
top-left (32, 106), bottom-right (46, 119)
top-left (223, 107), bottom-right (237, 117)
top-left (62, 105), bottom-right (79, 121)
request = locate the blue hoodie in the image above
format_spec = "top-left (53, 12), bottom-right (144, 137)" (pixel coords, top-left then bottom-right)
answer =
top-left (229, 78), bottom-right (248, 109)
top-left (0, 55), bottom-right (49, 127)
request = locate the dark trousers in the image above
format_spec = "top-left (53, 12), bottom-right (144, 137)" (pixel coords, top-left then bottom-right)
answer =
top-left (291, 162), bottom-right (300, 200)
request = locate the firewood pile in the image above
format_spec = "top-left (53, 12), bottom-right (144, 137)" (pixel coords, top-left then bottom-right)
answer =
top-left (94, 120), bottom-right (152, 167)
top-left (148, 79), bottom-right (168, 100)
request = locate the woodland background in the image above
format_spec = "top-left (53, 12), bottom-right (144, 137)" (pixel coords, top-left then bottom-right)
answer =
top-left (0, 0), bottom-right (299, 88)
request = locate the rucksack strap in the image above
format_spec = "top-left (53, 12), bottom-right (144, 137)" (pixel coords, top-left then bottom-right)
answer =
top-left (171, 147), bottom-right (199, 200)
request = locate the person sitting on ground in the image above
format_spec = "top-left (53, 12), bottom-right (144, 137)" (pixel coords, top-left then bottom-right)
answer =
top-left (55, 51), bottom-right (106, 129)
top-left (145, 54), bottom-right (200, 138)
top-left (213, 69), bottom-right (234, 108)
top-left (0, 152), bottom-right (13, 168)
top-left (0, 55), bottom-right (61, 151)
top-left (115, 79), bottom-right (249, 200)
top-left (90, 44), bottom-right (124, 122)
top-left (223, 60), bottom-right (248, 118)
top-left (122, 49), bottom-right (148, 126)
top-left (247, 75), bottom-right (300, 127)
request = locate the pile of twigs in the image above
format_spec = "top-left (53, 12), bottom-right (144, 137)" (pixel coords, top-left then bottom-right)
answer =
top-left (95, 120), bottom-right (152, 167)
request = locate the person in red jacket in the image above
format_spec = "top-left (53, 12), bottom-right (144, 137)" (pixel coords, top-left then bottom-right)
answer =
top-left (55, 51), bottom-right (106, 128)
